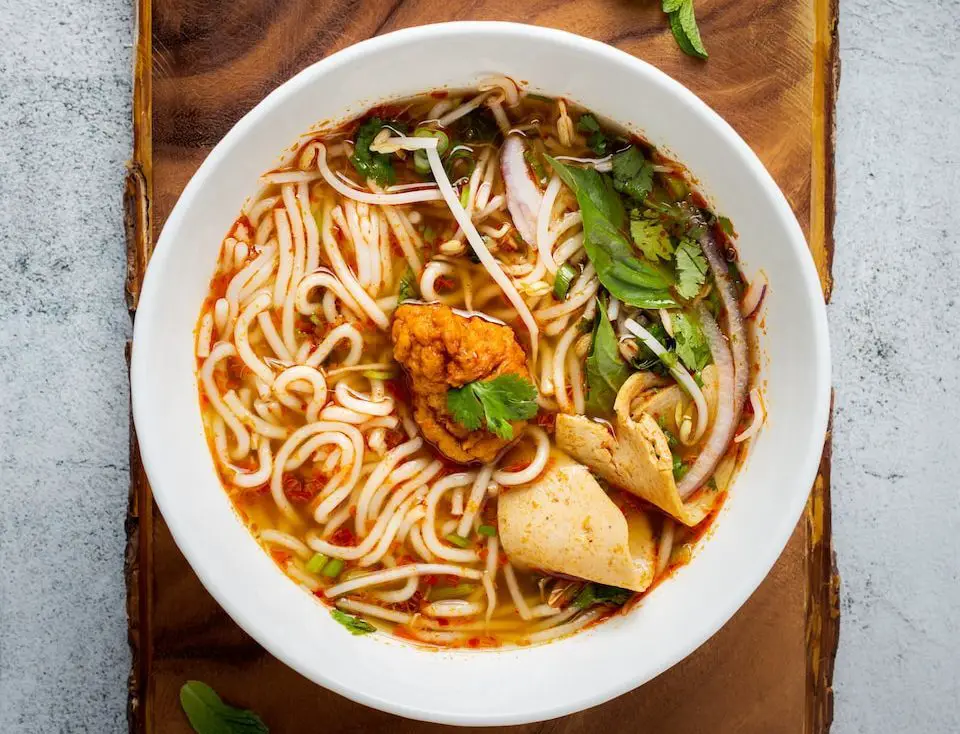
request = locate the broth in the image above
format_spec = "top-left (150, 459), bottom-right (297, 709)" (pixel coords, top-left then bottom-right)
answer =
top-left (195, 78), bottom-right (759, 648)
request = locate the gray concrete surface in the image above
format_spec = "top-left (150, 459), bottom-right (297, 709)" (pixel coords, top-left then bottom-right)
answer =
top-left (0, 0), bottom-right (956, 731)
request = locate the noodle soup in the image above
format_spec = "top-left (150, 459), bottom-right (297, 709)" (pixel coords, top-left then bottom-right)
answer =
top-left (195, 78), bottom-right (763, 648)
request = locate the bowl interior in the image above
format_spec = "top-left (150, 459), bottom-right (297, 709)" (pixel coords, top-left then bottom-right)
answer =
top-left (131, 22), bottom-right (830, 726)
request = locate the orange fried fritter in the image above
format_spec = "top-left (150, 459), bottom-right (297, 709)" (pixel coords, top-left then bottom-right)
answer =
top-left (391, 303), bottom-right (532, 464)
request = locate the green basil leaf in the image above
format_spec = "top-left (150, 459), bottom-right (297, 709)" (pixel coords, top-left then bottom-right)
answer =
top-left (547, 156), bottom-right (625, 228)
top-left (669, 1), bottom-right (708, 60)
top-left (180, 681), bottom-right (269, 734)
top-left (585, 300), bottom-right (631, 415)
top-left (547, 156), bottom-right (677, 309)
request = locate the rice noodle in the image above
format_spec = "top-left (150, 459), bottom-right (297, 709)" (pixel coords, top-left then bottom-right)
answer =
top-left (423, 473), bottom-right (481, 562)
top-left (272, 421), bottom-right (364, 521)
top-left (336, 598), bottom-right (412, 625)
top-left (199, 343), bottom-right (251, 460)
top-left (455, 464), bottom-right (495, 538)
top-left (260, 529), bottom-right (312, 559)
top-left (323, 563), bottom-right (482, 598)
top-left (493, 427), bottom-right (550, 487)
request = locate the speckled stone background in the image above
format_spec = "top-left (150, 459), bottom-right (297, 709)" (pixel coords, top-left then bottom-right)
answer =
top-left (0, 0), bottom-right (957, 732)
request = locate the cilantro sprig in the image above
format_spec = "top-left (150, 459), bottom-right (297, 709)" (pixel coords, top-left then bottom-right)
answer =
top-left (674, 238), bottom-right (709, 299)
top-left (447, 374), bottom-right (538, 440)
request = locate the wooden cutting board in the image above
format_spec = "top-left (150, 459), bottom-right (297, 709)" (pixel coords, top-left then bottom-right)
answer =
top-left (125, 1), bottom-right (840, 732)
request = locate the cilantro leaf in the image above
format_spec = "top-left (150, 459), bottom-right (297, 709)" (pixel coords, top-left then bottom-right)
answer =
top-left (179, 681), bottom-right (269, 734)
top-left (398, 266), bottom-right (419, 302)
top-left (674, 238), bottom-right (709, 299)
top-left (573, 583), bottom-right (633, 609)
top-left (577, 114), bottom-right (608, 156)
top-left (350, 117), bottom-right (397, 185)
top-left (630, 216), bottom-right (674, 262)
top-left (672, 311), bottom-right (713, 371)
top-left (330, 609), bottom-right (376, 636)
top-left (611, 147), bottom-right (654, 203)
top-left (446, 375), bottom-right (538, 440)
top-left (546, 156), bottom-right (677, 309)
top-left (446, 383), bottom-right (484, 432)
top-left (667, 0), bottom-right (708, 60)
top-left (585, 299), bottom-right (631, 416)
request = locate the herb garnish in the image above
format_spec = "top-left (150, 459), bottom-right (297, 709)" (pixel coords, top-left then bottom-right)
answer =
top-left (331, 609), bottom-right (376, 635)
top-left (572, 583), bottom-right (633, 609)
top-left (674, 238), bottom-right (709, 299)
top-left (663, 0), bottom-right (708, 60)
top-left (179, 681), bottom-right (269, 734)
top-left (398, 266), bottom-right (420, 302)
top-left (447, 374), bottom-right (539, 440)
top-left (350, 117), bottom-right (401, 185)
top-left (611, 147), bottom-right (655, 203)
top-left (632, 321), bottom-right (672, 375)
top-left (672, 311), bottom-right (712, 372)
top-left (577, 114), bottom-right (609, 156)
top-left (585, 299), bottom-right (631, 416)
top-left (629, 216), bottom-right (674, 262)
top-left (546, 156), bottom-right (677, 309)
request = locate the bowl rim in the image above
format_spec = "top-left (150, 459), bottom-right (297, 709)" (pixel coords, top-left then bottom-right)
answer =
top-left (131, 20), bottom-right (831, 725)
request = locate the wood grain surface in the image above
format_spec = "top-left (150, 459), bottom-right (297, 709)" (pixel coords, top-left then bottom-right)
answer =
top-left (125, 1), bottom-right (840, 732)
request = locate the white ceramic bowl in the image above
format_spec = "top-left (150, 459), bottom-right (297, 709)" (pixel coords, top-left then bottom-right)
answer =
top-left (132, 21), bottom-right (830, 726)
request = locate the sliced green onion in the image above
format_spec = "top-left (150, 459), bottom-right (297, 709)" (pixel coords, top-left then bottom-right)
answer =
top-left (427, 583), bottom-right (478, 601)
top-left (321, 558), bottom-right (345, 578)
top-left (553, 262), bottom-right (578, 300)
top-left (459, 185), bottom-right (470, 209)
top-left (414, 149), bottom-right (431, 174)
top-left (477, 525), bottom-right (497, 537)
top-left (445, 533), bottom-right (470, 548)
top-left (305, 553), bottom-right (328, 574)
top-left (362, 369), bottom-right (396, 380)
top-left (414, 127), bottom-right (450, 154)
top-left (672, 454), bottom-right (688, 481)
